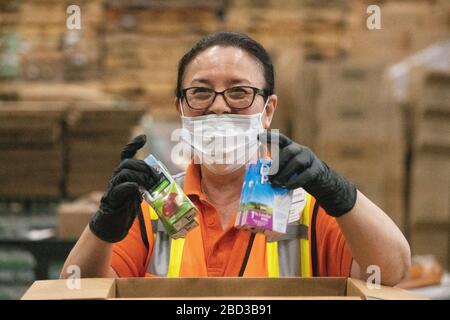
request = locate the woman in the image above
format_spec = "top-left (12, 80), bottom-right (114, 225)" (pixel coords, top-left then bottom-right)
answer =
top-left (61, 32), bottom-right (410, 285)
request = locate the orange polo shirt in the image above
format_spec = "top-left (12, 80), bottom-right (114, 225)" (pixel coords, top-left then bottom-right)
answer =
top-left (111, 162), bottom-right (353, 277)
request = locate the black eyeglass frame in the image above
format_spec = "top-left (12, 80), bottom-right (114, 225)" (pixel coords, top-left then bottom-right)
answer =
top-left (180, 86), bottom-right (269, 111)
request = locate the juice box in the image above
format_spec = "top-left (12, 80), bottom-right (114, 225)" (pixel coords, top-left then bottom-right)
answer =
top-left (141, 155), bottom-right (198, 239)
top-left (236, 158), bottom-right (293, 238)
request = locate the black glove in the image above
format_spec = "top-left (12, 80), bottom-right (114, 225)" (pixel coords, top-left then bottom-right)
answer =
top-left (258, 132), bottom-right (357, 217)
top-left (89, 134), bottom-right (158, 242)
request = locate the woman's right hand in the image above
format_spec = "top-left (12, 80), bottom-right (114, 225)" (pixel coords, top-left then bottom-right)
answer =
top-left (89, 134), bottom-right (158, 243)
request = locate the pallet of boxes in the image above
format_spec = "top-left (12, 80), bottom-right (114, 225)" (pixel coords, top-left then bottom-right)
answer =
top-left (15, 0), bottom-right (103, 82)
top-left (57, 102), bottom-right (144, 240)
top-left (102, 0), bottom-right (221, 117)
top-left (409, 71), bottom-right (450, 271)
top-left (313, 61), bottom-right (406, 230)
top-left (0, 101), bottom-right (66, 199)
top-left (224, 0), bottom-right (350, 61)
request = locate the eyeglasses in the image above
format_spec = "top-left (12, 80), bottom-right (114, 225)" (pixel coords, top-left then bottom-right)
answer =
top-left (181, 86), bottom-right (268, 111)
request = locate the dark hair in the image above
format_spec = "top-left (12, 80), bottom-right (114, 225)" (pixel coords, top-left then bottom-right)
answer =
top-left (175, 31), bottom-right (275, 99)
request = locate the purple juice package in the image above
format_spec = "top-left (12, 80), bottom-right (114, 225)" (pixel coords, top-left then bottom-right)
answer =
top-left (235, 158), bottom-right (293, 237)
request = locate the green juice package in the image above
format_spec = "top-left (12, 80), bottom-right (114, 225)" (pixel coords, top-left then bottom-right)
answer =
top-left (140, 155), bottom-right (199, 239)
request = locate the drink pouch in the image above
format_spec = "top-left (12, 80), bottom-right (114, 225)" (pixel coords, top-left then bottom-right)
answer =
top-left (140, 155), bottom-right (199, 239)
top-left (235, 158), bottom-right (293, 238)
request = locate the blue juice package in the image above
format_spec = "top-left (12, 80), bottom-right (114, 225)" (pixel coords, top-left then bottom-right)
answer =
top-left (235, 158), bottom-right (294, 238)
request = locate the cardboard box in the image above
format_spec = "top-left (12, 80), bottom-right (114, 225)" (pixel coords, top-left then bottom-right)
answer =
top-left (409, 71), bottom-right (450, 143)
top-left (411, 71), bottom-right (450, 153)
top-left (415, 115), bottom-right (450, 152)
top-left (0, 138), bottom-right (63, 196)
top-left (65, 103), bottom-right (144, 197)
top-left (105, 5), bottom-right (220, 35)
top-left (314, 139), bottom-right (405, 230)
top-left (347, 1), bottom-right (447, 64)
top-left (315, 63), bottom-right (388, 123)
top-left (66, 173), bottom-right (111, 197)
top-left (21, 277), bottom-right (426, 300)
top-left (56, 192), bottom-right (102, 239)
top-left (410, 221), bottom-right (450, 270)
top-left (0, 102), bottom-right (66, 198)
top-left (0, 102), bottom-right (66, 146)
top-left (273, 49), bottom-right (318, 148)
top-left (0, 176), bottom-right (62, 198)
top-left (224, 5), bottom-right (349, 59)
top-left (421, 72), bottom-right (450, 107)
top-left (410, 152), bottom-right (450, 223)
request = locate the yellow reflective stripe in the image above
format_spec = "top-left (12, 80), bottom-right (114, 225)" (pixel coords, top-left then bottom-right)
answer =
top-left (148, 205), bottom-right (158, 240)
top-left (146, 203), bottom-right (184, 277)
top-left (167, 238), bottom-right (185, 277)
top-left (149, 204), bottom-right (159, 220)
top-left (300, 193), bottom-right (312, 277)
top-left (266, 241), bottom-right (280, 277)
top-left (300, 193), bottom-right (311, 227)
top-left (300, 238), bottom-right (310, 277)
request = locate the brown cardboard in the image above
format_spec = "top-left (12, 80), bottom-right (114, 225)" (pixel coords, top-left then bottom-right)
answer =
top-left (56, 206), bottom-right (92, 239)
top-left (22, 279), bottom-right (115, 300)
top-left (21, 277), bottom-right (427, 300)
top-left (410, 152), bottom-right (450, 223)
top-left (410, 221), bottom-right (450, 270)
top-left (347, 278), bottom-right (427, 300)
top-left (56, 192), bottom-right (102, 239)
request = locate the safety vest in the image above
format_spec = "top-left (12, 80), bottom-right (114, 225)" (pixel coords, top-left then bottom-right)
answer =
top-left (137, 173), bottom-right (319, 278)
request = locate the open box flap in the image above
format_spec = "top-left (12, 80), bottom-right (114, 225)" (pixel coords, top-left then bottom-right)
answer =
top-left (114, 277), bottom-right (348, 298)
top-left (21, 277), bottom-right (427, 300)
top-left (21, 278), bottom-right (116, 300)
top-left (346, 278), bottom-right (428, 300)
top-left (110, 296), bottom-right (362, 300)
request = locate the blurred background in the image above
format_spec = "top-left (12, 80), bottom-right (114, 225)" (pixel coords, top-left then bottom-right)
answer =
top-left (0, 0), bottom-right (449, 299)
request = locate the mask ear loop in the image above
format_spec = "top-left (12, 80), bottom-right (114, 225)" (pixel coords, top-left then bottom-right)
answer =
top-left (258, 96), bottom-right (271, 160)
top-left (179, 99), bottom-right (186, 117)
top-left (259, 96), bottom-right (270, 129)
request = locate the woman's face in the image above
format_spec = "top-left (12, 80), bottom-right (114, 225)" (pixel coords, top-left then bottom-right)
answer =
top-left (177, 45), bottom-right (277, 128)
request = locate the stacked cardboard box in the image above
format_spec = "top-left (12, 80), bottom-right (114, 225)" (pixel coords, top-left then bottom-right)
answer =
top-left (56, 192), bottom-right (102, 239)
top-left (225, 1), bottom-right (351, 60)
top-left (0, 102), bottom-right (66, 198)
top-left (347, 1), bottom-right (450, 65)
top-left (381, 1), bottom-right (450, 54)
top-left (102, 1), bottom-right (222, 117)
top-left (0, 1), bottom-right (22, 80)
top-left (105, 1), bottom-right (221, 35)
top-left (409, 71), bottom-right (450, 269)
top-left (4, 0), bottom-right (104, 82)
top-left (0, 83), bottom-right (20, 101)
top-left (65, 103), bottom-right (144, 197)
top-left (313, 62), bottom-right (405, 229)
top-left (273, 47), bottom-right (320, 149)
top-left (11, 82), bottom-right (116, 104)
top-left (102, 34), bottom-right (198, 117)
top-left (0, 83), bottom-right (140, 199)
top-left (17, 1), bottom-right (63, 81)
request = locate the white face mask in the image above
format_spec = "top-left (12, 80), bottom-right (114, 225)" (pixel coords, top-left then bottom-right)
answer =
top-left (180, 99), bottom-right (269, 175)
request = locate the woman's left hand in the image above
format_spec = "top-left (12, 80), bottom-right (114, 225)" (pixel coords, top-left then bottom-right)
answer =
top-left (258, 132), bottom-right (357, 217)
